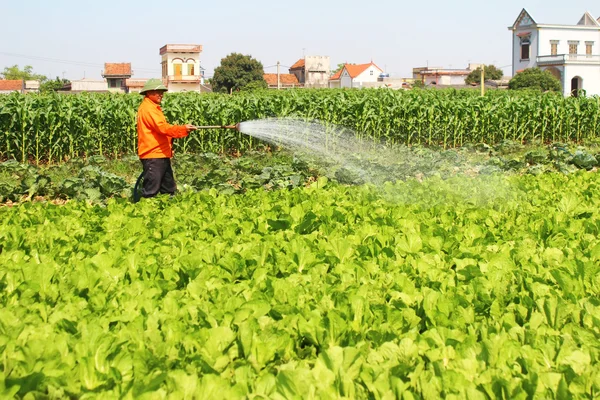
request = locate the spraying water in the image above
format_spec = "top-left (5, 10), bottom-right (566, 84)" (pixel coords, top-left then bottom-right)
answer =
top-left (238, 118), bottom-right (516, 206)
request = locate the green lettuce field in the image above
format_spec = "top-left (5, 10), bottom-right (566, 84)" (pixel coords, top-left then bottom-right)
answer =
top-left (2, 171), bottom-right (600, 398)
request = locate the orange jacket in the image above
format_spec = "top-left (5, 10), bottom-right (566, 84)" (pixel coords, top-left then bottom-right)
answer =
top-left (137, 97), bottom-right (188, 159)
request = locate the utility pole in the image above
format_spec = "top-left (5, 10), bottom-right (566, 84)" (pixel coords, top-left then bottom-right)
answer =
top-left (480, 66), bottom-right (485, 96)
top-left (277, 61), bottom-right (281, 90)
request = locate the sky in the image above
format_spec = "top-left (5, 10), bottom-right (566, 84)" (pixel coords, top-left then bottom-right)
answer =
top-left (1, 0), bottom-right (597, 81)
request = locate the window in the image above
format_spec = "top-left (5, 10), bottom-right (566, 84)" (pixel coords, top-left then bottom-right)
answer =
top-left (586, 41), bottom-right (594, 58)
top-left (188, 64), bottom-right (195, 75)
top-left (370, 70), bottom-right (373, 76)
top-left (568, 41), bottom-right (579, 60)
top-left (519, 35), bottom-right (531, 60)
top-left (173, 64), bottom-right (182, 77)
top-left (550, 40), bottom-right (559, 56)
top-left (521, 40), bottom-right (530, 60)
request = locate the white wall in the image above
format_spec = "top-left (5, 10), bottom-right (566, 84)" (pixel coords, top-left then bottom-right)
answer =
top-left (305, 56), bottom-right (330, 88)
top-left (513, 29), bottom-right (539, 74)
top-left (354, 65), bottom-right (382, 84)
top-left (71, 79), bottom-right (107, 92)
top-left (538, 28), bottom-right (600, 56)
top-left (563, 64), bottom-right (600, 96)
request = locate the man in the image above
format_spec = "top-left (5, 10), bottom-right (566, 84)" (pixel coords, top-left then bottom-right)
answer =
top-left (137, 79), bottom-right (196, 198)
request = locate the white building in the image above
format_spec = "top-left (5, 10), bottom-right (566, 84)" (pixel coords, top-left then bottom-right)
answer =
top-left (509, 9), bottom-right (600, 96)
top-left (160, 44), bottom-right (203, 92)
top-left (329, 62), bottom-right (383, 89)
top-left (62, 78), bottom-right (108, 92)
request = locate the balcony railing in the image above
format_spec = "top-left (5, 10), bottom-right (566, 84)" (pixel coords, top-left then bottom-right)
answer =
top-left (537, 54), bottom-right (600, 65)
top-left (167, 75), bottom-right (201, 83)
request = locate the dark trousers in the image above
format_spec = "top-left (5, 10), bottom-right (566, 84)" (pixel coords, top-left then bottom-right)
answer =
top-left (140, 158), bottom-right (177, 198)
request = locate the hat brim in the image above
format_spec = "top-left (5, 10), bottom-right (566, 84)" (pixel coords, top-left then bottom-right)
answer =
top-left (140, 88), bottom-right (168, 94)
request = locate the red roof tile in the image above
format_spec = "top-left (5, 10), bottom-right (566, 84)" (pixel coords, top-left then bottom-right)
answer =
top-left (290, 59), bottom-right (305, 69)
top-left (330, 62), bottom-right (382, 80)
top-left (104, 63), bottom-right (132, 76)
top-left (263, 73), bottom-right (300, 85)
top-left (0, 80), bottom-right (23, 91)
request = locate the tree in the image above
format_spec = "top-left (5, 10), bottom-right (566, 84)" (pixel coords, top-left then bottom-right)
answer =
top-left (465, 65), bottom-right (503, 85)
top-left (1, 64), bottom-right (47, 81)
top-left (508, 67), bottom-right (561, 92)
top-left (211, 53), bottom-right (266, 94)
top-left (40, 77), bottom-right (70, 93)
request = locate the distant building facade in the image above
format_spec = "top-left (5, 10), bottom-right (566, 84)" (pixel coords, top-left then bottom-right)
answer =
top-left (509, 9), bottom-right (600, 96)
top-left (412, 66), bottom-right (473, 86)
top-left (160, 44), bottom-right (203, 92)
top-left (263, 73), bottom-right (301, 89)
top-left (102, 63), bottom-right (132, 93)
top-left (0, 80), bottom-right (40, 94)
top-left (289, 56), bottom-right (330, 88)
top-left (61, 78), bottom-right (108, 92)
top-left (329, 62), bottom-right (383, 88)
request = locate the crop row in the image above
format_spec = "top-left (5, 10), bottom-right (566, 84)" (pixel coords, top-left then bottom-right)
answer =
top-left (1, 89), bottom-right (600, 163)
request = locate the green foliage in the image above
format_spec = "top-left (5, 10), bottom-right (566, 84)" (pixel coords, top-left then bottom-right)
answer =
top-left (508, 67), bottom-right (562, 92)
top-left (211, 53), bottom-right (266, 94)
top-left (40, 77), bottom-right (70, 93)
top-left (2, 172), bottom-right (600, 397)
top-left (465, 64), bottom-right (503, 85)
top-left (2, 89), bottom-right (600, 163)
top-left (0, 64), bottom-right (47, 81)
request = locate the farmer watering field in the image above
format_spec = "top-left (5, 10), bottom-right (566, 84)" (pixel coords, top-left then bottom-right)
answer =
top-left (136, 79), bottom-right (197, 198)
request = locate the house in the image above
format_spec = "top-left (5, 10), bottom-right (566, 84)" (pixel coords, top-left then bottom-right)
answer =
top-left (0, 80), bottom-right (24, 94)
top-left (263, 73), bottom-right (301, 89)
top-left (102, 63), bottom-right (132, 93)
top-left (61, 78), bottom-right (108, 92)
top-left (289, 56), bottom-right (330, 88)
top-left (160, 44), bottom-right (203, 92)
top-left (125, 78), bottom-right (149, 93)
top-left (329, 62), bottom-right (384, 88)
top-left (412, 65), bottom-right (477, 86)
top-left (509, 9), bottom-right (600, 96)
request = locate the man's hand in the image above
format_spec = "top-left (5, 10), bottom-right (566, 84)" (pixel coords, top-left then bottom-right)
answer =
top-left (185, 124), bottom-right (198, 132)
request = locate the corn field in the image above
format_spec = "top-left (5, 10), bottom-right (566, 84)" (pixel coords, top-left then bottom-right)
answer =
top-left (1, 89), bottom-right (599, 163)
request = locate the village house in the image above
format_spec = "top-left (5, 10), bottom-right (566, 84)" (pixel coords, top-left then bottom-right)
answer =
top-left (412, 65), bottom-right (479, 86)
top-left (329, 62), bottom-right (383, 89)
top-left (160, 44), bottom-right (204, 92)
top-left (0, 80), bottom-right (40, 94)
top-left (60, 78), bottom-right (108, 93)
top-left (102, 63), bottom-right (132, 93)
top-left (509, 9), bottom-right (600, 96)
top-left (289, 56), bottom-right (330, 88)
top-left (263, 73), bottom-right (301, 89)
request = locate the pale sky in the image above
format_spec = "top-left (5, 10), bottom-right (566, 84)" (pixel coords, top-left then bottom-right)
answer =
top-left (1, 0), bottom-right (597, 81)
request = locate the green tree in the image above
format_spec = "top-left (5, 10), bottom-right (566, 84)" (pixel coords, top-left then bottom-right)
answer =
top-left (40, 77), bottom-right (70, 93)
top-left (508, 67), bottom-right (561, 92)
top-left (212, 53), bottom-right (267, 94)
top-left (465, 65), bottom-right (503, 85)
top-left (1, 64), bottom-right (47, 81)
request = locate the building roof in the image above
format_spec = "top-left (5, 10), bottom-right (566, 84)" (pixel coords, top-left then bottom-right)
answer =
top-left (290, 59), bottom-right (305, 69)
top-left (330, 62), bottom-right (383, 80)
top-left (104, 63), bottom-right (132, 76)
top-left (0, 80), bottom-right (23, 91)
top-left (263, 73), bottom-right (300, 86)
top-left (420, 70), bottom-right (471, 76)
top-left (126, 79), bottom-right (149, 88)
top-left (159, 44), bottom-right (203, 55)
